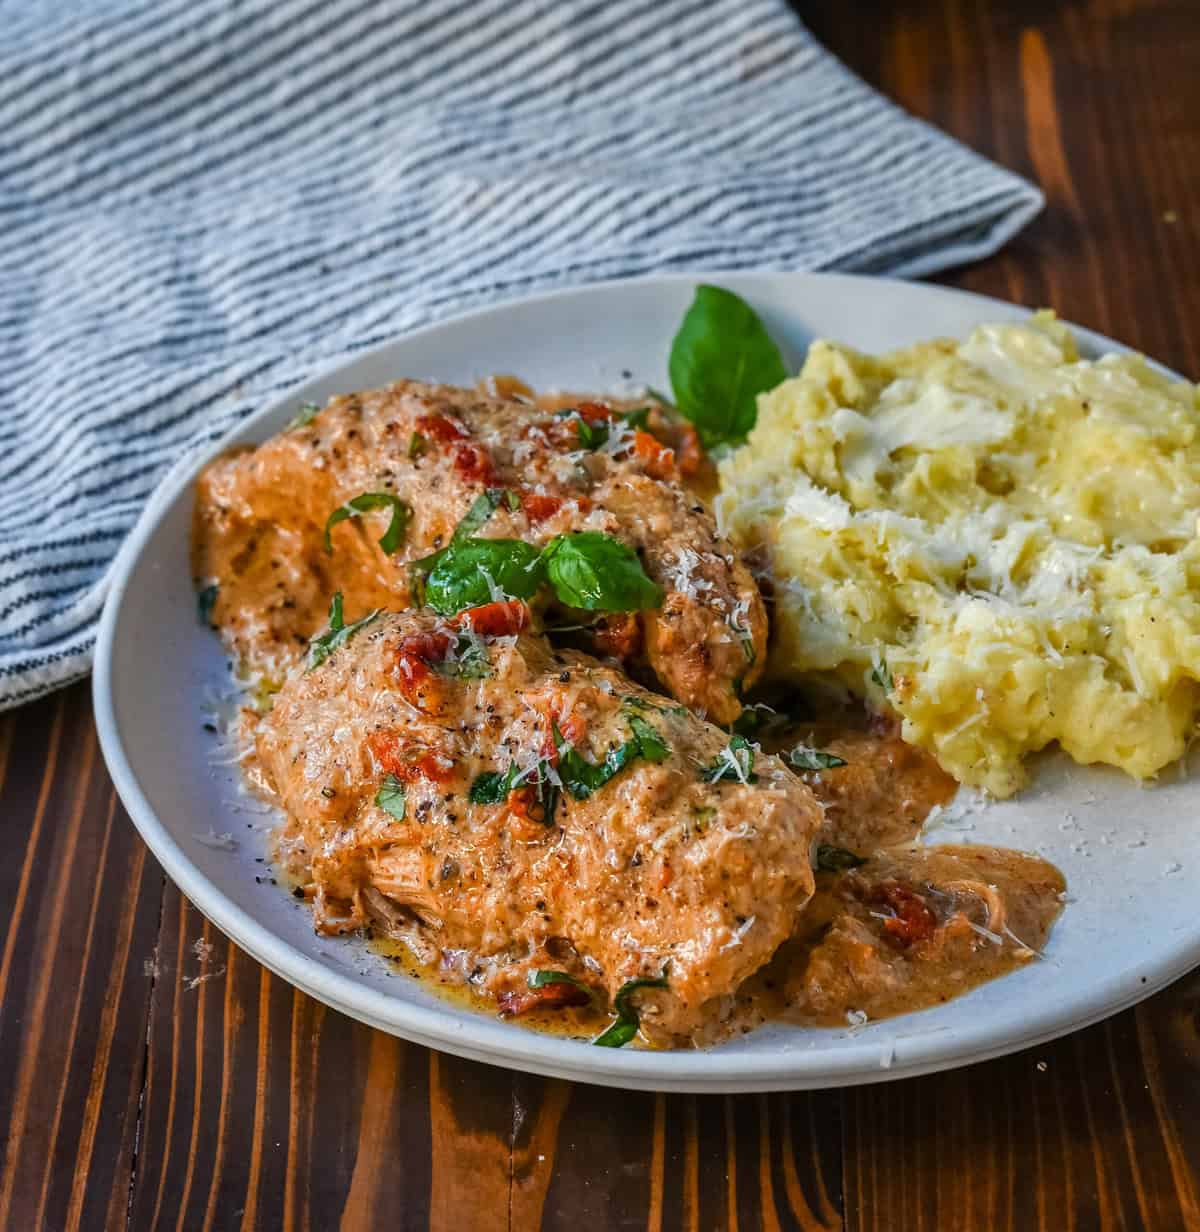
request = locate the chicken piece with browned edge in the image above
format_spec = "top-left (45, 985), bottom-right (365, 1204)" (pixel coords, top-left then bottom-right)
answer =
top-left (194, 380), bottom-right (767, 723)
top-left (251, 600), bottom-right (821, 1046)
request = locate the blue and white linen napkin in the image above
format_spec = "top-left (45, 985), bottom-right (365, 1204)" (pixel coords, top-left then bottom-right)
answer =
top-left (0, 0), bottom-right (1042, 709)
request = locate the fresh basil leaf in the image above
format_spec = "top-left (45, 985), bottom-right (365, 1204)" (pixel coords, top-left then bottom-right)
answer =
top-left (554, 722), bottom-right (641, 800)
top-left (576, 416), bottom-right (609, 450)
top-left (433, 631), bottom-right (492, 679)
top-left (541, 532), bottom-right (663, 613)
top-left (422, 538), bottom-right (544, 616)
top-left (815, 844), bottom-right (867, 873)
top-left (667, 285), bottom-right (787, 449)
top-left (453, 488), bottom-right (519, 542)
top-left (469, 769), bottom-right (514, 804)
top-left (408, 431), bottom-right (428, 459)
top-left (470, 761), bottom-right (559, 824)
top-left (626, 714), bottom-right (670, 763)
top-left (701, 734), bottom-right (758, 784)
top-left (527, 969), bottom-right (591, 996)
top-left (307, 591), bottom-right (381, 670)
top-left (786, 746), bottom-right (847, 771)
top-left (324, 492), bottom-right (411, 555)
top-left (621, 694), bottom-right (687, 718)
top-left (593, 971), bottom-right (670, 1048)
top-left (286, 401), bottom-right (321, 430)
top-left (554, 716), bottom-right (667, 799)
top-left (622, 406), bottom-right (651, 431)
top-left (375, 774), bottom-right (407, 821)
top-left (196, 583), bottom-right (218, 627)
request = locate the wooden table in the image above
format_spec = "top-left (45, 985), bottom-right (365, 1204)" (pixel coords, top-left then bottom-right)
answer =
top-left (5, 1), bottom-right (1200, 1227)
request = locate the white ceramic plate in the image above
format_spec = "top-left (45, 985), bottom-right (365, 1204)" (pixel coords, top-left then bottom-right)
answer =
top-left (94, 272), bottom-right (1200, 1093)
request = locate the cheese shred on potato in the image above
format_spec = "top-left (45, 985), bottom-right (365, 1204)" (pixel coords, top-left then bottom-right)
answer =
top-left (717, 313), bottom-right (1200, 797)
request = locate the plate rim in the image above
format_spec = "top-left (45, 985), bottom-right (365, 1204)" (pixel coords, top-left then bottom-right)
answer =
top-left (93, 269), bottom-right (1200, 1092)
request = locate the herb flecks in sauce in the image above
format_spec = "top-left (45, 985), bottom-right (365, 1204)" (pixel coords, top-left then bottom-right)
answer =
top-left (701, 734), bottom-right (758, 784)
top-left (375, 774), bottom-right (407, 820)
top-left (593, 971), bottom-right (670, 1048)
top-left (787, 746), bottom-right (847, 771)
top-left (324, 492), bottom-right (411, 556)
top-left (307, 591), bottom-right (382, 670)
top-left (815, 844), bottom-right (866, 873)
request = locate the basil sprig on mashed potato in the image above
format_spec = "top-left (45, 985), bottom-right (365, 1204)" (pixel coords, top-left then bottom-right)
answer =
top-left (716, 312), bottom-right (1200, 797)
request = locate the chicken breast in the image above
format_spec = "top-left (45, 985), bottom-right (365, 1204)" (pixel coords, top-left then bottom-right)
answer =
top-left (194, 380), bottom-right (767, 722)
top-left (252, 601), bottom-right (821, 1045)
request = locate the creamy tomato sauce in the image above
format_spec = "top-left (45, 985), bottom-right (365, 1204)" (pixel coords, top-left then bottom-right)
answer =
top-left (196, 379), bottom-right (1066, 1048)
top-left (363, 705), bottom-right (1063, 1044)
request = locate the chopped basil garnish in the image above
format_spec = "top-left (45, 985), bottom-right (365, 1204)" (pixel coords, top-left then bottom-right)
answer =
top-left (432, 631), bottom-right (492, 679)
top-left (453, 488), bottom-right (519, 542)
top-left (621, 694), bottom-right (688, 718)
top-left (593, 971), bottom-right (670, 1048)
top-left (408, 431), bottom-right (428, 459)
top-left (196, 583), bottom-right (218, 627)
top-left (576, 416), bottom-right (609, 451)
top-left (815, 844), bottom-right (867, 873)
top-left (701, 734), bottom-right (758, 784)
top-left (374, 774), bottom-right (407, 821)
top-left (541, 532), bottom-right (663, 612)
top-left (556, 406), bottom-right (648, 451)
top-left (871, 659), bottom-right (893, 692)
top-left (469, 761), bottom-right (559, 823)
top-left (554, 717), bottom-right (668, 800)
top-left (528, 969), bottom-right (591, 997)
top-left (306, 591), bottom-right (382, 670)
top-left (625, 714), bottom-right (670, 763)
top-left (324, 492), bottom-right (411, 556)
top-left (667, 285), bottom-right (787, 449)
top-left (469, 769), bottom-right (515, 804)
top-left (286, 401), bottom-right (321, 430)
top-left (786, 746), bottom-right (847, 771)
top-left (416, 538), bottom-right (544, 615)
top-left (739, 635), bottom-right (756, 664)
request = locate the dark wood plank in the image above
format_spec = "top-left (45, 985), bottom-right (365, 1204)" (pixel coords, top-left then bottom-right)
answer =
top-left (520, 1079), bottom-right (842, 1231)
top-left (0, 686), bottom-right (163, 1231)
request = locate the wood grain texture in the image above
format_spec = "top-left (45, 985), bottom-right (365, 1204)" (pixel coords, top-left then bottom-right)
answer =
top-left (2, 1), bottom-right (1200, 1227)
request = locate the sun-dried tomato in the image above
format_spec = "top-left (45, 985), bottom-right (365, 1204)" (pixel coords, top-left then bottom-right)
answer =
top-left (869, 882), bottom-right (937, 949)
top-left (368, 732), bottom-right (455, 783)
top-left (414, 413), bottom-right (469, 443)
top-left (453, 600), bottom-right (529, 638)
top-left (633, 429), bottom-right (676, 480)
top-left (519, 491), bottom-right (565, 523)
top-left (591, 612), bottom-right (641, 660)
top-left (537, 698), bottom-right (587, 763)
top-left (498, 980), bottom-right (589, 1017)
top-left (452, 442), bottom-right (498, 485)
top-left (575, 401), bottom-right (617, 425)
top-left (389, 629), bottom-right (452, 709)
top-left (675, 423), bottom-right (704, 477)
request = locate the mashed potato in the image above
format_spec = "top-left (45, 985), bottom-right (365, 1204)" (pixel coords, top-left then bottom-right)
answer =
top-left (717, 314), bottom-right (1200, 797)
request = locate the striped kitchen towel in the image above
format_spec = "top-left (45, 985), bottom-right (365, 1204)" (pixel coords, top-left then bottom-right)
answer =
top-left (0, 0), bottom-right (1042, 710)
